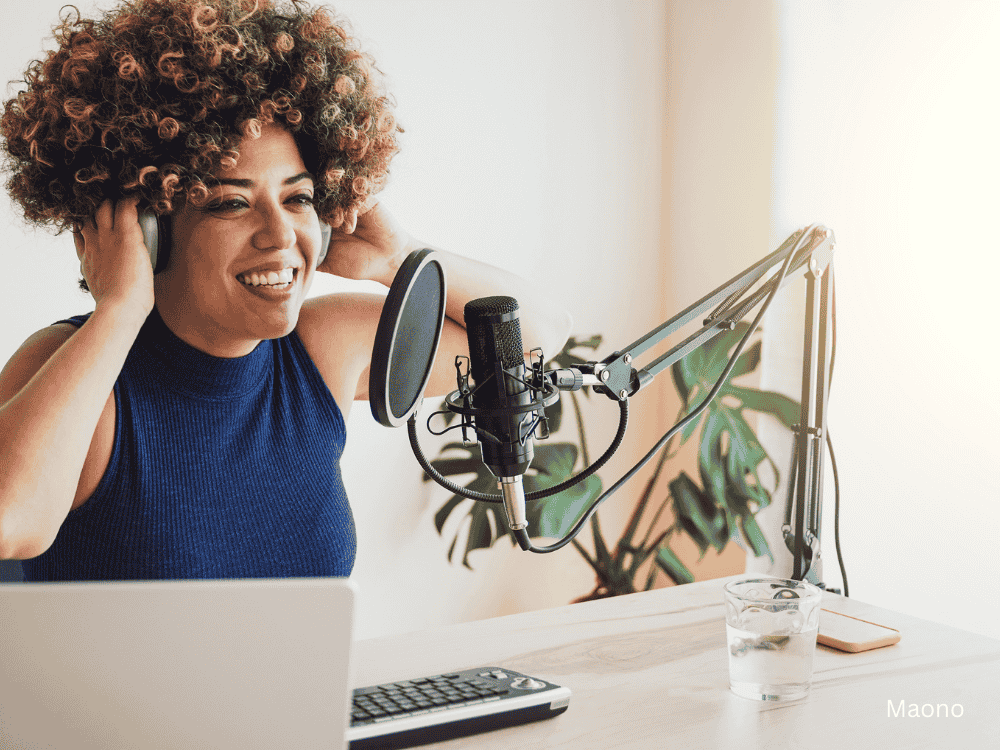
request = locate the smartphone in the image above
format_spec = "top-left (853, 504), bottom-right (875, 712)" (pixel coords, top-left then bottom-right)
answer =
top-left (136, 207), bottom-right (332, 273)
top-left (818, 609), bottom-right (901, 652)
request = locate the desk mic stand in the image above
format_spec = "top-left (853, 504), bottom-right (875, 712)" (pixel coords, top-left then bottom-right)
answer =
top-left (418, 225), bottom-right (836, 587)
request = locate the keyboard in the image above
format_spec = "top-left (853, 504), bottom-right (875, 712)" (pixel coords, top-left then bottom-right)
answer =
top-left (345, 666), bottom-right (571, 749)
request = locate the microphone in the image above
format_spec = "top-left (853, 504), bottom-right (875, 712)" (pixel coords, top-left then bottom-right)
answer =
top-left (464, 296), bottom-right (535, 531)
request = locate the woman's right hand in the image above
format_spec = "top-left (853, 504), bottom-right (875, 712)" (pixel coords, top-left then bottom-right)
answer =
top-left (73, 197), bottom-right (155, 318)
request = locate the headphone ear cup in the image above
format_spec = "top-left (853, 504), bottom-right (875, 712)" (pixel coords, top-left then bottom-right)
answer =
top-left (154, 214), bottom-right (172, 274)
top-left (137, 206), bottom-right (171, 274)
top-left (137, 208), bottom-right (159, 270)
top-left (318, 221), bottom-right (332, 265)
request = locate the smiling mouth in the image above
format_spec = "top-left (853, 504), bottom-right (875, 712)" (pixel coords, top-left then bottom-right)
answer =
top-left (238, 267), bottom-right (297, 290)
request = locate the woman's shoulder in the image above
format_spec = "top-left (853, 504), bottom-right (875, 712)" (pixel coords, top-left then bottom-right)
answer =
top-left (0, 321), bottom-right (84, 404)
top-left (294, 292), bottom-right (387, 412)
top-left (296, 291), bottom-right (384, 347)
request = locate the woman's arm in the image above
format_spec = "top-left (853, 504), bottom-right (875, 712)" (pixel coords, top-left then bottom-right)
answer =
top-left (314, 202), bottom-right (573, 404)
top-left (328, 201), bottom-right (570, 352)
top-left (0, 198), bottom-right (153, 559)
top-left (378, 242), bottom-right (574, 362)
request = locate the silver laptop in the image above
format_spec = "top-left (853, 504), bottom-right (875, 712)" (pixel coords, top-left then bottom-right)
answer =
top-left (0, 578), bottom-right (357, 750)
top-left (1, 578), bottom-right (572, 749)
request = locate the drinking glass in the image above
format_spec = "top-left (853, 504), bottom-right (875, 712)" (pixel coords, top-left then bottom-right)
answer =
top-left (724, 577), bottom-right (823, 701)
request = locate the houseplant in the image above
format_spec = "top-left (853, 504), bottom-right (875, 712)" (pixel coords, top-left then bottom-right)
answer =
top-left (427, 323), bottom-right (799, 601)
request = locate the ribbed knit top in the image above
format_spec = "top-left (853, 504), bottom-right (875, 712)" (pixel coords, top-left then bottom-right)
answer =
top-left (21, 308), bottom-right (356, 581)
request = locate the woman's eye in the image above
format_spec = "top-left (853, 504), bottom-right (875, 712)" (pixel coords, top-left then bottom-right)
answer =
top-left (205, 198), bottom-right (248, 213)
top-left (202, 194), bottom-right (313, 213)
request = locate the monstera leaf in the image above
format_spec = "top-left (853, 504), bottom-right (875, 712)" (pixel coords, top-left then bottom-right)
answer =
top-left (671, 322), bottom-right (799, 559)
top-left (430, 442), bottom-right (603, 568)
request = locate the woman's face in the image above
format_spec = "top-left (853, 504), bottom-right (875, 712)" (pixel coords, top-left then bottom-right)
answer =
top-left (155, 123), bottom-right (323, 357)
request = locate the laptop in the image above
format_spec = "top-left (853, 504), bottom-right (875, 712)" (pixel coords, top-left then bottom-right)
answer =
top-left (1, 578), bottom-right (356, 749)
top-left (0, 578), bottom-right (570, 749)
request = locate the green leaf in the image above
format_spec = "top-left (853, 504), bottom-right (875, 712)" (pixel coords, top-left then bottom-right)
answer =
top-left (698, 411), bottom-right (728, 508)
top-left (655, 545), bottom-right (695, 585)
top-left (534, 475), bottom-right (603, 539)
top-left (725, 414), bottom-right (767, 473)
top-left (523, 443), bottom-right (603, 539)
top-left (666, 325), bottom-right (801, 557)
top-left (726, 385), bottom-right (800, 430)
top-left (740, 514), bottom-right (773, 561)
top-left (671, 359), bottom-right (690, 404)
top-left (669, 473), bottom-right (718, 555)
top-left (523, 443), bottom-right (578, 486)
top-left (679, 409), bottom-right (704, 445)
top-left (429, 438), bottom-right (604, 568)
top-left (730, 340), bottom-right (762, 380)
top-left (425, 442), bottom-right (503, 569)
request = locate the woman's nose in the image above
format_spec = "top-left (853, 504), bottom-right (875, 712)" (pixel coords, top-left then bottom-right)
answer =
top-left (253, 203), bottom-right (296, 251)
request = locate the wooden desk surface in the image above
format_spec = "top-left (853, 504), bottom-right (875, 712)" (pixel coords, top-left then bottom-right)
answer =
top-left (352, 576), bottom-right (1000, 749)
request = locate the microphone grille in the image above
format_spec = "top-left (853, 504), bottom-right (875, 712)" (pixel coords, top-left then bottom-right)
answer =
top-left (465, 296), bottom-right (519, 317)
top-left (465, 296), bottom-right (524, 379)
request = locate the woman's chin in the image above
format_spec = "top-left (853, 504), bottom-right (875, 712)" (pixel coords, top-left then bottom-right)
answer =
top-left (247, 308), bottom-right (300, 341)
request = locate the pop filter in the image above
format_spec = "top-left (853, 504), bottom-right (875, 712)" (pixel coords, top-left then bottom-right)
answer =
top-left (369, 248), bottom-right (447, 427)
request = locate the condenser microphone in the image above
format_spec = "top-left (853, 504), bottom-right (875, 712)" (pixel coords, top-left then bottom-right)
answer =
top-left (464, 296), bottom-right (535, 531)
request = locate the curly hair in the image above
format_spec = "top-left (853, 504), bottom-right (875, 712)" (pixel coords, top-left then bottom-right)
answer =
top-left (0, 0), bottom-right (401, 235)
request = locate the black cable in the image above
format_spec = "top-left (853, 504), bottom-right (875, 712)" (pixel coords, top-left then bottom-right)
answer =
top-left (409, 398), bottom-right (629, 503)
top-left (828, 428), bottom-right (847, 597)
top-left (515, 234), bottom-right (802, 554)
top-left (825, 269), bottom-right (848, 596)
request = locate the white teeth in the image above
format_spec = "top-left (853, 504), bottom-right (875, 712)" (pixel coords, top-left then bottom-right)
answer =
top-left (240, 268), bottom-right (295, 287)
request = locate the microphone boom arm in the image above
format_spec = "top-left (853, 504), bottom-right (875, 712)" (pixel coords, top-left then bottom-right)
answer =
top-left (557, 224), bottom-right (836, 585)
top-left (590, 226), bottom-right (834, 403)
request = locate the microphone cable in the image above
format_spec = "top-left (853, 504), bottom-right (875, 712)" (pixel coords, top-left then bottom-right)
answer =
top-left (826, 270), bottom-right (848, 596)
top-left (408, 398), bottom-right (629, 504)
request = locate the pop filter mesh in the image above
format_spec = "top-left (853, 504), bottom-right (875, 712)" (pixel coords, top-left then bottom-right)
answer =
top-left (388, 265), bottom-right (443, 419)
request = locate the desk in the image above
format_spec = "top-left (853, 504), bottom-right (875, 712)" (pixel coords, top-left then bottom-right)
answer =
top-left (352, 576), bottom-right (1000, 749)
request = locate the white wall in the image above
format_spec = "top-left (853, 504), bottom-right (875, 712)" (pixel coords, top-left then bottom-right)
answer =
top-left (300, 0), bottom-right (668, 639)
top-left (0, 1), bottom-right (668, 638)
top-left (752, 0), bottom-right (1000, 640)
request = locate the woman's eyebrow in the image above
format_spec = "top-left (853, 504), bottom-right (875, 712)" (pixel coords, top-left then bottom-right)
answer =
top-left (215, 172), bottom-right (315, 188)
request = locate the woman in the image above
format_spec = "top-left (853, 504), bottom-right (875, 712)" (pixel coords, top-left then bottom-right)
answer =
top-left (0, 0), bottom-right (572, 580)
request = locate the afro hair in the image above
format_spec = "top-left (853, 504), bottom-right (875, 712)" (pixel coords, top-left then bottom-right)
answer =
top-left (0, 0), bottom-right (401, 234)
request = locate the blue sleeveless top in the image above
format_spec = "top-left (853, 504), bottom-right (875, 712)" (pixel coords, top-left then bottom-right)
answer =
top-left (21, 308), bottom-right (356, 581)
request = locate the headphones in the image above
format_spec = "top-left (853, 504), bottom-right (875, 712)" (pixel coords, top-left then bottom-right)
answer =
top-left (137, 207), bottom-right (332, 273)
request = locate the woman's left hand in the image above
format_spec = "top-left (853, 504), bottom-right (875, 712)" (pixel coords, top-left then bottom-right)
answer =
top-left (317, 200), bottom-right (416, 286)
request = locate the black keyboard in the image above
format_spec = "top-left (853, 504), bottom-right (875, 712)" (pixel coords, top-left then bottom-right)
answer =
top-left (346, 667), bottom-right (571, 749)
